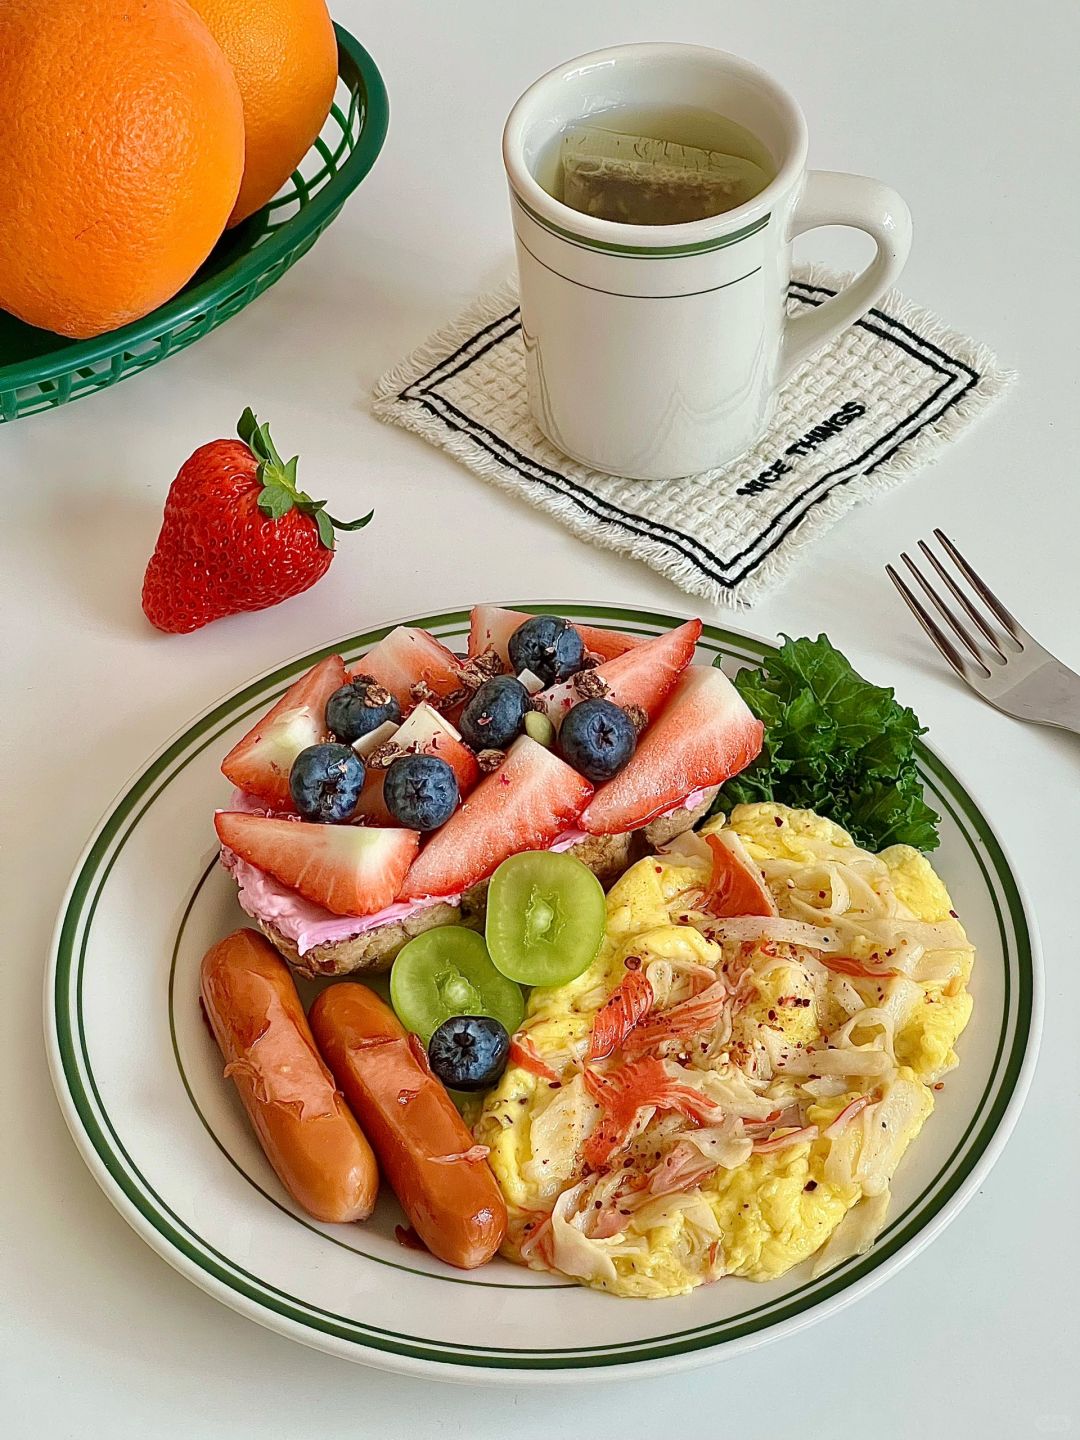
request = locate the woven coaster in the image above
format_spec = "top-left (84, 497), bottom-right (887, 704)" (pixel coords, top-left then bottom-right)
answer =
top-left (373, 263), bottom-right (1013, 607)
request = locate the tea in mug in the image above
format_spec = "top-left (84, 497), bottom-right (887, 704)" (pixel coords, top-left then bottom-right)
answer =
top-left (537, 104), bottom-right (774, 225)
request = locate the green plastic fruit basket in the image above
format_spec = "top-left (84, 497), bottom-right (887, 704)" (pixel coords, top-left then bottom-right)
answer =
top-left (0, 25), bottom-right (388, 423)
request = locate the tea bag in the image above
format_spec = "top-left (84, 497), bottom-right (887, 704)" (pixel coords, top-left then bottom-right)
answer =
top-left (560, 125), bottom-right (769, 225)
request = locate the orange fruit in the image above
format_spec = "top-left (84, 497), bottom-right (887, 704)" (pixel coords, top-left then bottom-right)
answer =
top-left (0, 0), bottom-right (244, 340)
top-left (190, 0), bottom-right (338, 227)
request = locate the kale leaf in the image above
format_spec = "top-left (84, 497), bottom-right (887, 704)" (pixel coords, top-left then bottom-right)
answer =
top-left (713, 635), bottom-right (940, 852)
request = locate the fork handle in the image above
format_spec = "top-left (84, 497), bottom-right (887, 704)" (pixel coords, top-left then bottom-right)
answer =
top-left (1023, 659), bottom-right (1080, 735)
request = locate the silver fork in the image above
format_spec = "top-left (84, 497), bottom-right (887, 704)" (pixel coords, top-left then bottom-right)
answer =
top-left (887, 529), bottom-right (1080, 734)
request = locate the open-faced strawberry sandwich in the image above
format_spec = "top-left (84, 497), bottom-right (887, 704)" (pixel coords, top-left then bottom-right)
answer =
top-left (213, 607), bottom-right (764, 977)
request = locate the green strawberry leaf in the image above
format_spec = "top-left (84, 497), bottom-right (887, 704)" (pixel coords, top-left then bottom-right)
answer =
top-left (237, 407), bottom-right (259, 449)
top-left (326, 508), bottom-right (375, 532)
top-left (236, 409), bottom-right (374, 552)
top-left (314, 510), bottom-right (336, 550)
top-left (256, 483), bottom-right (294, 520)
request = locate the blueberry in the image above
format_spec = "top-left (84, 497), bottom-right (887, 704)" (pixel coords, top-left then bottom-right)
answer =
top-left (508, 615), bottom-right (584, 685)
top-left (325, 678), bottom-right (401, 745)
top-left (383, 754), bottom-right (459, 831)
top-left (427, 1015), bottom-right (510, 1092)
top-left (459, 675), bottom-right (529, 751)
top-left (558, 699), bottom-right (637, 783)
top-left (289, 743), bottom-right (365, 822)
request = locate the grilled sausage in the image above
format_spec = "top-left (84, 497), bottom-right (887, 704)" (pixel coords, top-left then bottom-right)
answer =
top-left (200, 929), bottom-right (378, 1223)
top-left (309, 983), bottom-right (507, 1268)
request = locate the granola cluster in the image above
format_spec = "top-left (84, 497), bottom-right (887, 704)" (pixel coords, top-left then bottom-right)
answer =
top-left (572, 669), bottom-right (610, 701)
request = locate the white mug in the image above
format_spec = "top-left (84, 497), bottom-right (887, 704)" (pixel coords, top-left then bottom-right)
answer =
top-left (502, 43), bottom-right (913, 480)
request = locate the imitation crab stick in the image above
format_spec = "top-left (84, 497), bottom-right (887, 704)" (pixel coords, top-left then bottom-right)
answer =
top-left (622, 981), bottom-right (731, 1058)
top-left (581, 1057), bottom-right (723, 1170)
top-left (820, 955), bottom-right (900, 980)
top-left (507, 1034), bottom-right (561, 1082)
top-left (587, 971), bottom-right (655, 1060)
top-left (701, 832), bottom-right (777, 918)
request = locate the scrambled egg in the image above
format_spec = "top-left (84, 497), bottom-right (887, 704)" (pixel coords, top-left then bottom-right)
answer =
top-left (476, 803), bottom-right (973, 1299)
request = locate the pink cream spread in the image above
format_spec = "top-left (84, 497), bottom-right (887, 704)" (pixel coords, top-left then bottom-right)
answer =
top-left (219, 787), bottom-right (708, 957)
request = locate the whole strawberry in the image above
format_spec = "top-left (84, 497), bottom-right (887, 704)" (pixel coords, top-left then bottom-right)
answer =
top-left (142, 409), bottom-right (372, 633)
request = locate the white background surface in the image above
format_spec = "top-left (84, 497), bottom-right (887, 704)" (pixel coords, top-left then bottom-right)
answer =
top-left (4, 1), bottom-right (1077, 1435)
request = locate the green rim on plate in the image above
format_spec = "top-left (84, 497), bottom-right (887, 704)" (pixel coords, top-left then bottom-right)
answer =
top-left (0, 25), bottom-right (388, 423)
top-left (46, 606), bottom-right (1040, 1375)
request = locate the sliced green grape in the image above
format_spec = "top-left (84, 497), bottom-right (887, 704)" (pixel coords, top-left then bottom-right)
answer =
top-left (389, 927), bottom-right (524, 1043)
top-left (485, 851), bottom-right (606, 987)
top-left (524, 711), bottom-right (555, 748)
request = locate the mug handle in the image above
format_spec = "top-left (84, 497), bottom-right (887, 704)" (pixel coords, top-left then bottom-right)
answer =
top-left (779, 170), bottom-right (913, 381)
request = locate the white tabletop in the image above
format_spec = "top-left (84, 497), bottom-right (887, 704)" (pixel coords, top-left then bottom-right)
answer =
top-left (5, 1), bottom-right (1077, 1434)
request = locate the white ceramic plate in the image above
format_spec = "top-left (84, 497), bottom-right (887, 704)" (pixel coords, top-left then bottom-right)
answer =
top-left (45, 606), bottom-right (1042, 1383)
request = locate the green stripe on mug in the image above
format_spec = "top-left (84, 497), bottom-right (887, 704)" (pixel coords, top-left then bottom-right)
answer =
top-left (512, 192), bottom-right (770, 257)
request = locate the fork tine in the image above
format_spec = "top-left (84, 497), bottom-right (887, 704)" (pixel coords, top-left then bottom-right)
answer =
top-left (933, 529), bottom-right (1027, 648)
top-left (917, 539), bottom-right (1007, 661)
top-left (900, 551), bottom-right (993, 675)
top-left (885, 563), bottom-right (984, 682)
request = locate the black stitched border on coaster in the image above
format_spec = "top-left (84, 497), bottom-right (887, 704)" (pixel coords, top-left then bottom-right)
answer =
top-left (397, 282), bottom-right (981, 591)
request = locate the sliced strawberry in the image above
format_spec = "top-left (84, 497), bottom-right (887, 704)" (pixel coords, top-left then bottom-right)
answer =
top-left (389, 704), bottom-right (480, 793)
top-left (538, 618), bottom-right (702, 728)
top-left (468, 605), bottom-right (647, 665)
top-left (352, 627), bottom-right (463, 711)
top-left (581, 664), bottom-right (763, 835)
top-left (220, 654), bottom-right (348, 810)
top-left (702, 832), bottom-right (777, 918)
top-left (400, 736), bottom-right (593, 899)
top-left (215, 811), bottom-right (418, 916)
top-left (354, 771), bottom-right (395, 827)
top-left (356, 703), bottom-right (480, 826)
top-left (575, 622), bottom-right (647, 661)
top-left (467, 604), bottom-right (519, 661)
